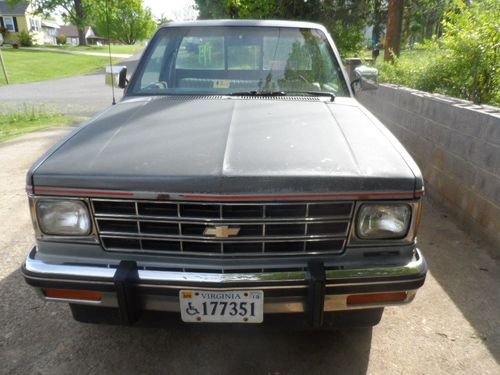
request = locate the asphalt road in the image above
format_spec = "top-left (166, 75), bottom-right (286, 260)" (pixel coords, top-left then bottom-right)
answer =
top-left (0, 53), bottom-right (141, 116)
top-left (0, 128), bottom-right (499, 374)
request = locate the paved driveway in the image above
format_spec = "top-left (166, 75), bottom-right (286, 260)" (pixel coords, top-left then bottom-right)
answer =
top-left (0, 53), bottom-right (141, 116)
top-left (0, 128), bottom-right (498, 374)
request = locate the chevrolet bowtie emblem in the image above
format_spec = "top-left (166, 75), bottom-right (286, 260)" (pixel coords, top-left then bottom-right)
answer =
top-left (204, 225), bottom-right (241, 238)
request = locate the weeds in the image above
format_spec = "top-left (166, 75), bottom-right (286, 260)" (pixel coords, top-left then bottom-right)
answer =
top-left (0, 104), bottom-right (79, 142)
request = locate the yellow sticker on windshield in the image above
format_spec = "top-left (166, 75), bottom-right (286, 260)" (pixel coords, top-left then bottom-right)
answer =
top-left (213, 80), bottom-right (230, 89)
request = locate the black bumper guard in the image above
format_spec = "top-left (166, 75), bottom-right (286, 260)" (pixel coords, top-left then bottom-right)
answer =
top-left (112, 260), bottom-right (327, 327)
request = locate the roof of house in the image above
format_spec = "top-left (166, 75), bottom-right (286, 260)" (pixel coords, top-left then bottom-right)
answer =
top-left (0, 1), bottom-right (29, 15)
top-left (41, 19), bottom-right (60, 29)
top-left (59, 24), bottom-right (93, 37)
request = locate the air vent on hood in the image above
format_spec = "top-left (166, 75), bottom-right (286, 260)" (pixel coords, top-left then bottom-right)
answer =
top-left (160, 95), bottom-right (321, 101)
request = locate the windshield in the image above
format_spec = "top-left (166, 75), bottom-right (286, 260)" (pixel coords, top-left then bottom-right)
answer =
top-left (129, 26), bottom-right (349, 97)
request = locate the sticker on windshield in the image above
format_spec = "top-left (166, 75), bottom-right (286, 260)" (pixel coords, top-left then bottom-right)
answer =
top-left (213, 80), bottom-right (230, 89)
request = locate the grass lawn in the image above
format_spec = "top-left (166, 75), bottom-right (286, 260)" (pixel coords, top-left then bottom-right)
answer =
top-left (376, 48), bottom-right (439, 67)
top-left (0, 48), bottom-right (118, 85)
top-left (373, 48), bottom-right (445, 88)
top-left (0, 106), bottom-right (80, 142)
top-left (37, 44), bottom-right (144, 54)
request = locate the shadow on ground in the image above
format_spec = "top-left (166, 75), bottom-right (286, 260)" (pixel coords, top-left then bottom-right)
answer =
top-left (418, 199), bottom-right (500, 363)
top-left (0, 269), bottom-right (372, 374)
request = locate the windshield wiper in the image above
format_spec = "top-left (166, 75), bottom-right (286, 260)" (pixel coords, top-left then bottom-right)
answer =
top-left (229, 90), bottom-right (286, 97)
top-left (285, 91), bottom-right (336, 102)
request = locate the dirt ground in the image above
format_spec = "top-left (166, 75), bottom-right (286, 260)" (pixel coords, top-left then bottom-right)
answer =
top-left (0, 128), bottom-right (499, 374)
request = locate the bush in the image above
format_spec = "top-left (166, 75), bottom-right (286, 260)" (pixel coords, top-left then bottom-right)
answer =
top-left (56, 34), bottom-right (67, 45)
top-left (376, 0), bottom-right (499, 107)
top-left (377, 41), bottom-right (440, 87)
top-left (434, 0), bottom-right (499, 105)
top-left (18, 30), bottom-right (33, 47)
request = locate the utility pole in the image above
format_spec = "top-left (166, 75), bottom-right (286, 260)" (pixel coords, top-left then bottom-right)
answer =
top-left (384, 0), bottom-right (404, 62)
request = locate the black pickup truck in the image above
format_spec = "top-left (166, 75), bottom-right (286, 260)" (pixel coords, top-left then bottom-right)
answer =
top-left (22, 20), bottom-right (426, 328)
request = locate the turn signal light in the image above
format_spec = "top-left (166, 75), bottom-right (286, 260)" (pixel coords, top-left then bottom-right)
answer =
top-left (347, 292), bottom-right (407, 305)
top-left (43, 288), bottom-right (102, 301)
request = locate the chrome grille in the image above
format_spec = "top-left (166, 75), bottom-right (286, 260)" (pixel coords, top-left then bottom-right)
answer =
top-left (91, 199), bottom-right (354, 257)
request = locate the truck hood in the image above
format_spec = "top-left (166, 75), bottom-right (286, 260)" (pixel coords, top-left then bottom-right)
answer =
top-left (30, 96), bottom-right (420, 194)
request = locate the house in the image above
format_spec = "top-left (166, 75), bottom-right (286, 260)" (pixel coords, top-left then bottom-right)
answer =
top-left (41, 19), bottom-right (59, 45)
top-left (0, 1), bottom-right (44, 44)
top-left (58, 24), bottom-right (105, 46)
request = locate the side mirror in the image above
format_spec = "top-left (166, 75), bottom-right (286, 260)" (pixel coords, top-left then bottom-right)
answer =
top-left (105, 65), bottom-right (128, 88)
top-left (351, 65), bottom-right (379, 93)
top-left (118, 67), bottom-right (128, 89)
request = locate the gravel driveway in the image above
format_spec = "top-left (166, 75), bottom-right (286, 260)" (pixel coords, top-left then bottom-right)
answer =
top-left (0, 127), bottom-right (498, 374)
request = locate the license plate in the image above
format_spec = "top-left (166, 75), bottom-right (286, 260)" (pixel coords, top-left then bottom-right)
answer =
top-left (179, 290), bottom-right (264, 323)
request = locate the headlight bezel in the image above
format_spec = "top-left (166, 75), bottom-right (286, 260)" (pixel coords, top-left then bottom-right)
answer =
top-left (349, 200), bottom-right (421, 245)
top-left (29, 196), bottom-right (98, 243)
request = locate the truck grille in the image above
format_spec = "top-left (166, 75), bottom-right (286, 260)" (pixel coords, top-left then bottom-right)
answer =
top-left (91, 199), bottom-right (354, 257)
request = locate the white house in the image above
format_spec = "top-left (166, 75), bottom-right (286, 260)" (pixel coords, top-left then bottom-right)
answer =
top-left (41, 19), bottom-right (59, 45)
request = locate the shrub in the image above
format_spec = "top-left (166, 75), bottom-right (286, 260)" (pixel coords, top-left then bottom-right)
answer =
top-left (376, 0), bottom-right (499, 107)
top-left (18, 30), bottom-right (33, 47)
top-left (56, 34), bottom-right (67, 45)
top-left (434, 0), bottom-right (499, 105)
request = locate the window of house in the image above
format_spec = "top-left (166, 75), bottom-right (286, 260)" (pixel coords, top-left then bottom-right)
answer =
top-left (30, 18), bottom-right (40, 32)
top-left (3, 16), bottom-right (15, 32)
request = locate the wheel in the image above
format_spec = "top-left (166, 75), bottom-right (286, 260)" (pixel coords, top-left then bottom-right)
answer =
top-left (324, 308), bottom-right (384, 329)
top-left (69, 304), bottom-right (123, 325)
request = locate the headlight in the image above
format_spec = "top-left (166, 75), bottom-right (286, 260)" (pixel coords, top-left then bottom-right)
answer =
top-left (357, 203), bottom-right (411, 240)
top-left (36, 200), bottom-right (91, 235)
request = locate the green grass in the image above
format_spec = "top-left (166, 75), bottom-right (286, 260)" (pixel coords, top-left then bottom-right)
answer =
top-left (0, 105), bottom-right (80, 142)
top-left (373, 48), bottom-right (445, 88)
top-left (0, 48), bottom-right (118, 85)
top-left (36, 44), bottom-right (144, 54)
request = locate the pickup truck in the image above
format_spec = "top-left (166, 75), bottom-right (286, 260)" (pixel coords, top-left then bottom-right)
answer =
top-left (22, 20), bottom-right (427, 328)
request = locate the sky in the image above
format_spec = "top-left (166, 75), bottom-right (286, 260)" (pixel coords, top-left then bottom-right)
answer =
top-left (143, 0), bottom-right (199, 21)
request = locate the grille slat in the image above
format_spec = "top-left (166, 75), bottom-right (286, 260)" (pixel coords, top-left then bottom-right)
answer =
top-left (92, 199), bottom-right (354, 257)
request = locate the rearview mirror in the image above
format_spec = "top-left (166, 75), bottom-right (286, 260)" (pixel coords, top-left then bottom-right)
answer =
top-left (351, 65), bottom-right (379, 93)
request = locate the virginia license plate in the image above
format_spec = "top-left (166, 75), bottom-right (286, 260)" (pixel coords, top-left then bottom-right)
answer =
top-left (179, 290), bottom-right (264, 323)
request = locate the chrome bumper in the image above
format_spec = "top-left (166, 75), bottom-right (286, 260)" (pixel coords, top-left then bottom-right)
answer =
top-left (22, 247), bottom-right (427, 323)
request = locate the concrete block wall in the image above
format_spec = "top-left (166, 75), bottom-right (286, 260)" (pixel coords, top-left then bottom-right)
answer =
top-left (357, 84), bottom-right (500, 251)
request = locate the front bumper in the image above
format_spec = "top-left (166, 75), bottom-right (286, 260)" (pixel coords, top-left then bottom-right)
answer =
top-left (22, 247), bottom-right (427, 326)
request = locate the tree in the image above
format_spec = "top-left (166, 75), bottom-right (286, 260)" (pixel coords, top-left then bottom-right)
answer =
top-left (384, 0), bottom-right (404, 61)
top-left (402, 0), bottom-right (452, 46)
top-left (194, 0), bottom-right (372, 57)
top-left (370, 0), bottom-right (387, 46)
top-left (194, 0), bottom-right (231, 19)
top-left (91, 0), bottom-right (157, 44)
top-left (377, 0), bottom-right (499, 105)
top-left (12, 0), bottom-right (93, 46)
top-left (155, 13), bottom-right (171, 26)
top-left (436, 0), bottom-right (499, 104)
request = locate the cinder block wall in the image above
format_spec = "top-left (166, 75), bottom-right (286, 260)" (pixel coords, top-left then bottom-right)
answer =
top-left (357, 84), bottom-right (500, 251)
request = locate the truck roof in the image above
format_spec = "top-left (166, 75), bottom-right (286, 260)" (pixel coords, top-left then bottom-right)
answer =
top-left (159, 19), bottom-right (327, 31)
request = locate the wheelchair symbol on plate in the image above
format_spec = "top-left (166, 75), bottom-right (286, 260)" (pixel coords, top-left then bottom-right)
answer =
top-left (186, 302), bottom-right (199, 316)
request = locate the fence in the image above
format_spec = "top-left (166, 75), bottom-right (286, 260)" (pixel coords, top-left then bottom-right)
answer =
top-left (357, 84), bottom-right (500, 252)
